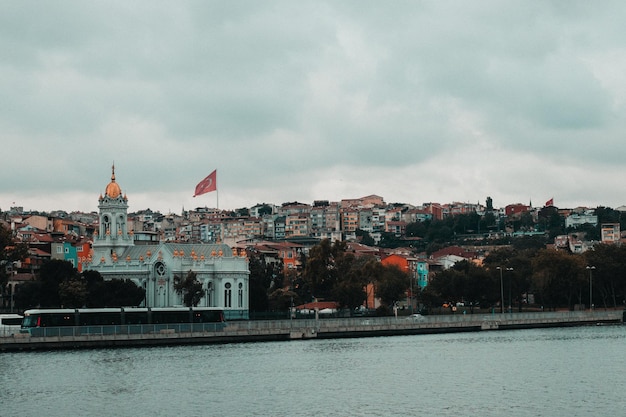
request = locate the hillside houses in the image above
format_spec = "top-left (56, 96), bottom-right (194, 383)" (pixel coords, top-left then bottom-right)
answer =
top-left (4, 191), bottom-right (626, 295)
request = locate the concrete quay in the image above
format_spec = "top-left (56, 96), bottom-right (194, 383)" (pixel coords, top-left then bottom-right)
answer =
top-left (1, 311), bottom-right (622, 352)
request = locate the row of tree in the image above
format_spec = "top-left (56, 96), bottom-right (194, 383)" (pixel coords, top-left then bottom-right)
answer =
top-left (12, 260), bottom-right (145, 310)
top-left (248, 240), bottom-right (626, 316)
top-left (424, 243), bottom-right (626, 312)
top-left (6, 242), bottom-right (626, 315)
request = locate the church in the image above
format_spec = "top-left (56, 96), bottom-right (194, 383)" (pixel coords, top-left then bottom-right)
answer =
top-left (84, 166), bottom-right (249, 320)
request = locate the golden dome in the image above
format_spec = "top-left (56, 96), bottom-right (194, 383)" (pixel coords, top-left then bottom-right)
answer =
top-left (105, 164), bottom-right (122, 198)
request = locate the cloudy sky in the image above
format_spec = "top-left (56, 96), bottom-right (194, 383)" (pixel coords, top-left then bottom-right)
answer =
top-left (2, 1), bottom-right (626, 214)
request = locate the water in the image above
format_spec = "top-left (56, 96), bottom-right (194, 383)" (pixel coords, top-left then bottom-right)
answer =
top-left (1, 325), bottom-right (625, 417)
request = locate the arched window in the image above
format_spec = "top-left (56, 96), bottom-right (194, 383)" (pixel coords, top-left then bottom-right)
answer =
top-left (206, 282), bottom-right (213, 307)
top-left (102, 215), bottom-right (110, 235)
top-left (224, 283), bottom-right (232, 308)
top-left (238, 282), bottom-right (243, 308)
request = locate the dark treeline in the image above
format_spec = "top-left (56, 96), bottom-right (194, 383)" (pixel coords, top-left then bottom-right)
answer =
top-left (425, 244), bottom-right (626, 312)
top-left (11, 260), bottom-right (145, 310)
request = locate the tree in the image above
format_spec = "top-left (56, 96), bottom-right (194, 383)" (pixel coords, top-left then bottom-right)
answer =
top-left (584, 244), bottom-right (626, 309)
top-left (100, 279), bottom-right (145, 307)
top-left (267, 288), bottom-right (297, 312)
top-left (355, 229), bottom-right (376, 246)
top-left (58, 277), bottom-right (88, 308)
top-left (257, 204), bottom-right (273, 216)
top-left (428, 261), bottom-right (495, 309)
top-left (376, 264), bottom-right (409, 309)
top-left (13, 280), bottom-right (41, 310)
top-left (332, 252), bottom-right (367, 310)
top-left (302, 239), bottom-right (346, 300)
top-left (174, 270), bottom-right (204, 307)
top-left (81, 270), bottom-right (145, 307)
top-left (531, 249), bottom-right (586, 310)
top-left (0, 224), bottom-right (28, 309)
top-left (39, 259), bottom-right (81, 307)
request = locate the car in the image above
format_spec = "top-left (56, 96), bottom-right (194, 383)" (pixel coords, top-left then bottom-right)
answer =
top-left (407, 313), bottom-right (425, 321)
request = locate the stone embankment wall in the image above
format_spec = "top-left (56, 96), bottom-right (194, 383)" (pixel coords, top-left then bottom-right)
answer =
top-left (1, 311), bottom-right (622, 352)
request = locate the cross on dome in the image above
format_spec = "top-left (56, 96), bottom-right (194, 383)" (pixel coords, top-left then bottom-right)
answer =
top-left (105, 163), bottom-right (122, 198)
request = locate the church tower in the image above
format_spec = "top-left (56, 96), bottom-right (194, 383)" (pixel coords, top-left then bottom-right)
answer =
top-left (92, 164), bottom-right (134, 261)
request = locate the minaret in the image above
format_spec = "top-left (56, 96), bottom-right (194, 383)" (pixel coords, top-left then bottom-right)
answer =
top-left (92, 164), bottom-right (134, 261)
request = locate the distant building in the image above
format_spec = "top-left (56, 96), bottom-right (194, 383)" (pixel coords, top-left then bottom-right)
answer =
top-left (565, 213), bottom-right (598, 229)
top-left (601, 223), bottom-right (620, 244)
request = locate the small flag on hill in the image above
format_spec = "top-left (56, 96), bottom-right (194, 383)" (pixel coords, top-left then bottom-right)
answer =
top-left (545, 198), bottom-right (553, 207)
top-left (193, 170), bottom-right (217, 197)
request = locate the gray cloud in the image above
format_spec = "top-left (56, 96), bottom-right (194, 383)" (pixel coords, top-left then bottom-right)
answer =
top-left (2, 1), bottom-right (626, 213)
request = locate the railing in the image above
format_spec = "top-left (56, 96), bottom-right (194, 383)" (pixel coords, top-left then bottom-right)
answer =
top-left (19, 322), bottom-right (226, 338)
top-left (0, 327), bottom-right (22, 338)
top-left (4, 311), bottom-right (621, 340)
top-left (227, 310), bottom-right (623, 333)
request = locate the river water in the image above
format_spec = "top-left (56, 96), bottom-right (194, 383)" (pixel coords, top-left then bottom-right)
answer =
top-left (1, 325), bottom-right (625, 417)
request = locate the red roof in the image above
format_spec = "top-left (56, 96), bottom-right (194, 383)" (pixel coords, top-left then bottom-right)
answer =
top-left (430, 246), bottom-right (477, 259)
top-left (296, 301), bottom-right (339, 310)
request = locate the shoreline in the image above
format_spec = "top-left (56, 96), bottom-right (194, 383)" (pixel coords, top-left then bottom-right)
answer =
top-left (1, 310), bottom-right (622, 352)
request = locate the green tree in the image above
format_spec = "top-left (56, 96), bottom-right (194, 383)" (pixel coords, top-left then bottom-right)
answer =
top-left (174, 270), bottom-right (204, 307)
top-left (428, 261), bottom-right (495, 309)
top-left (247, 250), bottom-right (275, 312)
top-left (0, 224), bottom-right (28, 309)
top-left (267, 288), bottom-right (298, 312)
top-left (101, 279), bottom-right (145, 307)
top-left (13, 280), bottom-right (41, 310)
top-left (58, 277), bottom-right (88, 308)
top-left (332, 252), bottom-right (367, 310)
top-left (355, 229), bottom-right (376, 246)
top-left (531, 249), bottom-right (586, 310)
top-left (584, 244), bottom-right (626, 309)
top-left (376, 264), bottom-right (409, 309)
top-left (302, 239), bottom-right (347, 300)
top-left (39, 259), bottom-right (81, 307)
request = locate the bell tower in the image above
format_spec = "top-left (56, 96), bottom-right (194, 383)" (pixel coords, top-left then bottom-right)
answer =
top-left (92, 164), bottom-right (134, 261)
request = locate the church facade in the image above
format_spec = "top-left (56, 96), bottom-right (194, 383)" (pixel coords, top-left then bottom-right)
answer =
top-left (84, 166), bottom-right (249, 320)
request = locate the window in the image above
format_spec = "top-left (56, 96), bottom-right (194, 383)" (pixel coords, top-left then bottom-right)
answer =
top-left (224, 283), bottom-right (232, 308)
top-left (238, 283), bottom-right (243, 307)
top-left (56, 246), bottom-right (63, 254)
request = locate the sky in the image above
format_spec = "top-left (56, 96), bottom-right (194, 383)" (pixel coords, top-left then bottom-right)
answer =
top-left (2, 1), bottom-right (626, 214)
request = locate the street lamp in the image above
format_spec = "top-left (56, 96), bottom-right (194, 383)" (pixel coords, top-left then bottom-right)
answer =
top-left (586, 266), bottom-right (595, 311)
top-left (496, 267), bottom-right (514, 314)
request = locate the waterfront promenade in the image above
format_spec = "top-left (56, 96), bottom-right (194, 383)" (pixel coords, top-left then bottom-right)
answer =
top-left (1, 310), bottom-right (622, 352)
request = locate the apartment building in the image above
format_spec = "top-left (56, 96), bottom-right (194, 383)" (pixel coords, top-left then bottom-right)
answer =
top-left (340, 208), bottom-right (359, 233)
top-left (402, 208), bottom-right (432, 224)
top-left (285, 214), bottom-right (310, 238)
top-left (358, 209), bottom-right (374, 233)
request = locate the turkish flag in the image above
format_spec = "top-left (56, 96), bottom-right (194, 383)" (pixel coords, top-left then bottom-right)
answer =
top-left (193, 170), bottom-right (217, 197)
top-left (545, 198), bottom-right (553, 207)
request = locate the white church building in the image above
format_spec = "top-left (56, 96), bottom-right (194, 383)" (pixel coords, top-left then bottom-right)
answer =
top-left (83, 166), bottom-right (249, 319)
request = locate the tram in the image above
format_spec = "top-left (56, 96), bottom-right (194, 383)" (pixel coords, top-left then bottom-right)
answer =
top-left (20, 307), bottom-right (226, 336)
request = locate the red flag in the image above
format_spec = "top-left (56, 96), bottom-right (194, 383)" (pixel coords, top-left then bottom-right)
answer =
top-left (193, 170), bottom-right (217, 197)
top-left (545, 198), bottom-right (553, 207)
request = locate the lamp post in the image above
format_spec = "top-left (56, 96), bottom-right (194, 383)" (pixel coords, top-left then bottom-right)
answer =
top-left (497, 267), bottom-right (513, 314)
top-left (408, 264), bottom-right (413, 314)
top-left (507, 267), bottom-right (514, 313)
top-left (586, 266), bottom-right (595, 311)
top-left (497, 267), bottom-right (504, 314)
